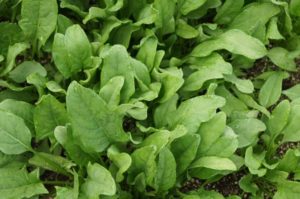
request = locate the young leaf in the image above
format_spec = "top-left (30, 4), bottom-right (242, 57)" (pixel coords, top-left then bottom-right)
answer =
top-left (154, 147), bottom-right (176, 192)
top-left (171, 134), bottom-right (200, 175)
top-left (190, 156), bottom-right (237, 171)
top-left (282, 100), bottom-right (300, 142)
top-left (283, 84), bottom-right (300, 100)
top-left (267, 100), bottom-right (290, 136)
top-left (107, 146), bottom-right (132, 182)
top-left (29, 152), bottom-right (75, 176)
top-left (128, 146), bottom-right (157, 185)
top-left (81, 163), bottom-right (116, 197)
top-left (258, 72), bottom-right (288, 108)
top-left (52, 25), bottom-right (93, 78)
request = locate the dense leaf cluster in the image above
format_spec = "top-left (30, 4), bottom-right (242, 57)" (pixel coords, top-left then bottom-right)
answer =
top-left (1, 0), bottom-right (300, 198)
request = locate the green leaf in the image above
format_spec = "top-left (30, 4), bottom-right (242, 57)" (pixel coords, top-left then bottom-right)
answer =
top-left (136, 35), bottom-right (158, 70)
top-left (267, 100), bottom-right (290, 136)
top-left (282, 100), bottom-right (300, 142)
top-left (100, 45), bottom-right (135, 103)
top-left (234, 89), bottom-right (270, 117)
top-left (52, 25), bottom-right (93, 78)
top-left (268, 47), bottom-right (300, 71)
top-left (29, 152), bottom-right (75, 176)
top-left (107, 146), bottom-right (132, 182)
top-left (0, 22), bottom-right (25, 55)
top-left (277, 149), bottom-right (300, 172)
top-left (229, 118), bottom-right (266, 148)
top-left (60, 0), bottom-right (87, 17)
top-left (0, 99), bottom-right (34, 133)
top-left (245, 147), bottom-right (266, 176)
top-left (290, 0), bottom-right (300, 16)
top-left (54, 125), bottom-right (96, 166)
top-left (19, 0), bottom-right (58, 46)
top-left (179, 0), bottom-right (207, 15)
top-left (154, 94), bottom-right (178, 128)
top-left (83, 7), bottom-right (107, 24)
top-left (99, 76), bottom-right (124, 107)
top-left (153, 67), bottom-right (184, 103)
top-left (283, 84), bottom-right (300, 100)
top-left (128, 146), bottom-right (157, 185)
top-left (66, 81), bottom-right (128, 153)
top-left (239, 175), bottom-right (259, 195)
top-left (229, 2), bottom-right (280, 36)
top-left (224, 74), bottom-right (254, 94)
top-left (197, 112), bottom-right (238, 158)
top-left (9, 61), bottom-right (47, 83)
top-left (184, 53), bottom-right (232, 91)
top-left (57, 14), bottom-right (74, 34)
top-left (266, 17), bottom-right (284, 40)
top-left (0, 42), bottom-right (30, 77)
top-left (140, 130), bottom-right (170, 153)
top-left (258, 72), bottom-right (288, 108)
top-left (34, 94), bottom-right (68, 141)
top-left (170, 95), bottom-right (225, 134)
top-left (176, 19), bottom-right (199, 39)
top-left (190, 156), bottom-right (237, 171)
top-left (0, 168), bottom-right (48, 199)
top-left (0, 110), bottom-right (32, 154)
top-left (154, 147), bottom-right (176, 192)
top-left (190, 29), bottom-right (267, 59)
top-left (215, 86), bottom-right (248, 116)
top-left (214, 0), bottom-right (244, 24)
top-left (171, 134), bottom-right (200, 175)
top-left (274, 180), bottom-right (300, 199)
top-left (55, 171), bottom-right (79, 199)
top-left (82, 163), bottom-right (116, 197)
top-left (153, 0), bottom-right (176, 35)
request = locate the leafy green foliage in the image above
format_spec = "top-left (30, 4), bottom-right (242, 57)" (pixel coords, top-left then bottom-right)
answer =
top-left (1, 0), bottom-right (300, 198)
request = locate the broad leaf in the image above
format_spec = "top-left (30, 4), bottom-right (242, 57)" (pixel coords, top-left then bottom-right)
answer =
top-left (190, 29), bottom-right (267, 59)
top-left (34, 94), bottom-right (68, 141)
top-left (66, 81), bottom-right (128, 153)
top-left (82, 163), bottom-right (116, 197)
top-left (53, 25), bottom-right (93, 78)
top-left (19, 0), bottom-right (58, 46)
top-left (0, 110), bottom-right (32, 154)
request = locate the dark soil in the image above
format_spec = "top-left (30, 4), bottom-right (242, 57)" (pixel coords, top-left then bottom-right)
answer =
top-left (180, 178), bottom-right (202, 193)
top-left (282, 59), bottom-right (300, 89)
top-left (245, 58), bottom-right (276, 79)
top-left (204, 171), bottom-right (250, 198)
top-left (277, 141), bottom-right (300, 158)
